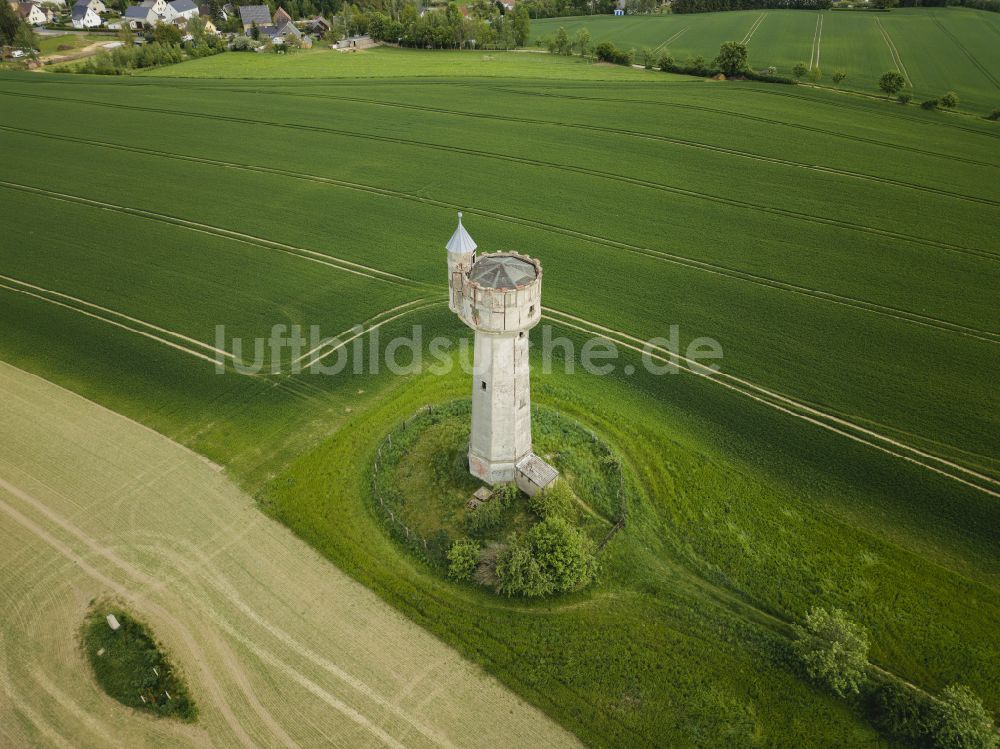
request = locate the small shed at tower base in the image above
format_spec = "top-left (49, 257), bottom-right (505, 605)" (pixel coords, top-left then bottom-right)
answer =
top-left (514, 453), bottom-right (559, 497)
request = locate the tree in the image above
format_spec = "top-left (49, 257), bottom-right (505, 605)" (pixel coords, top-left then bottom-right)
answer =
top-left (832, 69), bottom-right (846, 86)
top-left (553, 25), bottom-right (569, 55)
top-left (573, 27), bottom-right (590, 58)
top-left (712, 41), bottom-right (748, 77)
top-left (927, 684), bottom-right (997, 749)
top-left (658, 53), bottom-right (675, 71)
top-left (12, 23), bottom-right (39, 57)
top-left (511, 4), bottom-right (529, 47)
top-left (792, 62), bottom-right (808, 80)
top-left (792, 606), bottom-right (870, 697)
top-left (922, 98), bottom-right (939, 110)
top-left (0, 1), bottom-right (20, 46)
top-left (494, 535), bottom-right (552, 597)
top-left (940, 91), bottom-right (959, 109)
top-left (808, 66), bottom-right (822, 83)
top-left (447, 539), bottom-right (481, 581)
top-left (152, 22), bottom-right (182, 45)
top-left (528, 516), bottom-right (598, 593)
top-left (879, 70), bottom-right (905, 98)
top-left (898, 93), bottom-right (911, 105)
top-left (640, 46), bottom-right (654, 69)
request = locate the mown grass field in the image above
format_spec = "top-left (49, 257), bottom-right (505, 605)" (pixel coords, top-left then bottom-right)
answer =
top-left (0, 362), bottom-right (577, 748)
top-left (0, 51), bottom-right (998, 746)
top-left (533, 8), bottom-right (1000, 112)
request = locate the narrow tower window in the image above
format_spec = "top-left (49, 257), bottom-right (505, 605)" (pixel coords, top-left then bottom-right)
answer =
top-left (481, 381), bottom-right (487, 391)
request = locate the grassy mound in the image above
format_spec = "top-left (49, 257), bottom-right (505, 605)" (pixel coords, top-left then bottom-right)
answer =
top-left (81, 602), bottom-right (196, 721)
top-left (371, 400), bottom-right (626, 595)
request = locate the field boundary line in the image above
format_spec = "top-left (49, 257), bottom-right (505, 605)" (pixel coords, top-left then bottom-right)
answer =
top-left (2, 170), bottom-right (996, 344)
top-left (542, 309), bottom-right (1000, 497)
top-left (875, 17), bottom-right (911, 88)
top-left (741, 13), bottom-right (766, 45)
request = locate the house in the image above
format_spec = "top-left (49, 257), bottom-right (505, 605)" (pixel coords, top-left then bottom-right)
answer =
top-left (272, 5), bottom-right (291, 25)
top-left (238, 3), bottom-right (270, 30)
top-left (71, 3), bottom-right (102, 27)
top-left (122, 3), bottom-right (154, 27)
top-left (17, 2), bottom-right (50, 24)
top-left (260, 19), bottom-right (299, 43)
top-left (163, 0), bottom-right (198, 23)
top-left (499, 0), bottom-right (515, 9)
top-left (613, 7), bottom-right (624, 14)
top-left (73, 0), bottom-right (104, 13)
top-left (306, 15), bottom-right (329, 35)
top-left (201, 16), bottom-right (215, 32)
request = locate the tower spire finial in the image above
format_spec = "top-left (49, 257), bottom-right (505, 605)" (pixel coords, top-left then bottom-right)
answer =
top-left (446, 210), bottom-right (476, 255)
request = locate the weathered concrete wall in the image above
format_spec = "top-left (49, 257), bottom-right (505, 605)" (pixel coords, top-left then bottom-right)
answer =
top-left (468, 330), bottom-right (533, 483)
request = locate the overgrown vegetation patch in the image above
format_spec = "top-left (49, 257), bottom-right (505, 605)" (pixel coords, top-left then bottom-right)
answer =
top-left (81, 601), bottom-right (196, 721)
top-left (370, 400), bottom-right (626, 597)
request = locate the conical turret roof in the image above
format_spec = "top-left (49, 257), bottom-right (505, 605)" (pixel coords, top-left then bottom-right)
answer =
top-left (446, 211), bottom-right (477, 255)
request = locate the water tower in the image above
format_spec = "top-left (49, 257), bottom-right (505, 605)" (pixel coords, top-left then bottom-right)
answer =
top-left (446, 212), bottom-right (558, 496)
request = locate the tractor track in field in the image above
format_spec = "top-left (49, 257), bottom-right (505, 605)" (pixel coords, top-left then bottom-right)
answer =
top-left (2, 169), bottom-right (997, 345)
top-left (741, 13), bottom-right (767, 45)
top-left (651, 26), bottom-right (689, 55)
top-left (0, 478), bottom-right (447, 749)
top-left (875, 17), bottom-right (912, 88)
top-left (0, 178), bottom-right (415, 287)
top-left (485, 85), bottom-right (1000, 160)
top-left (809, 13), bottom-right (823, 71)
top-left (0, 280), bottom-right (234, 370)
top-left (931, 15), bottom-right (1000, 92)
top-left (163, 85), bottom-right (1000, 208)
top-left (0, 271), bottom-right (433, 379)
top-left (542, 308), bottom-right (1000, 498)
top-left (1, 99), bottom-right (996, 263)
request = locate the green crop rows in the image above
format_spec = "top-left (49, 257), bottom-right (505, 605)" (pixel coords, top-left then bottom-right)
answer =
top-left (0, 55), bottom-right (997, 746)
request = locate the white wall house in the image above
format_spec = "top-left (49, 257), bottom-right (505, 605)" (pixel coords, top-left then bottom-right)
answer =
top-left (71, 4), bottom-right (102, 27)
top-left (18, 2), bottom-right (50, 25)
top-left (163, 0), bottom-right (198, 22)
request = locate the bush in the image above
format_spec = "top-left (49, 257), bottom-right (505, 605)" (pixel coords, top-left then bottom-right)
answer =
top-left (871, 678), bottom-right (932, 740)
top-left (640, 46), bottom-right (654, 69)
top-left (922, 98), bottom-right (940, 110)
top-left (927, 684), bottom-right (997, 749)
top-left (230, 35), bottom-right (262, 51)
top-left (494, 516), bottom-right (598, 597)
top-left (832, 69), bottom-right (846, 85)
top-left (988, 108), bottom-right (1000, 121)
top-left (792, 606), bottom-right (870, 697)
top-left (594, 41), bottom-right (633, 67)
top-left (657, 53), bottom-right (675, 71)
top-left (529, 480), bottom-right (574, 519)
top-left (464, 497), bottom-right (504, 535)
top-left (940, 91), bottom-right (959, 109)
top-left (898, 93), bottom-right (912, 104)
top-left (792, 61), bottom-right (808, 79)
top-left (447, 539), bottom-right (480, 581)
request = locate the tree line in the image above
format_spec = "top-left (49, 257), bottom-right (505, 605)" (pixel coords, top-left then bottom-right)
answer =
top-left (672, 0), bottom-right (831, 13)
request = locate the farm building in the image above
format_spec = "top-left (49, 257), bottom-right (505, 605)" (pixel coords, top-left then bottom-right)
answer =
top-left (71, 3), bottom-right (102, 27)
top-left (335, 34), bottom-right (374, 49)
top-left (238, 3), bottom-right (270, 30)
